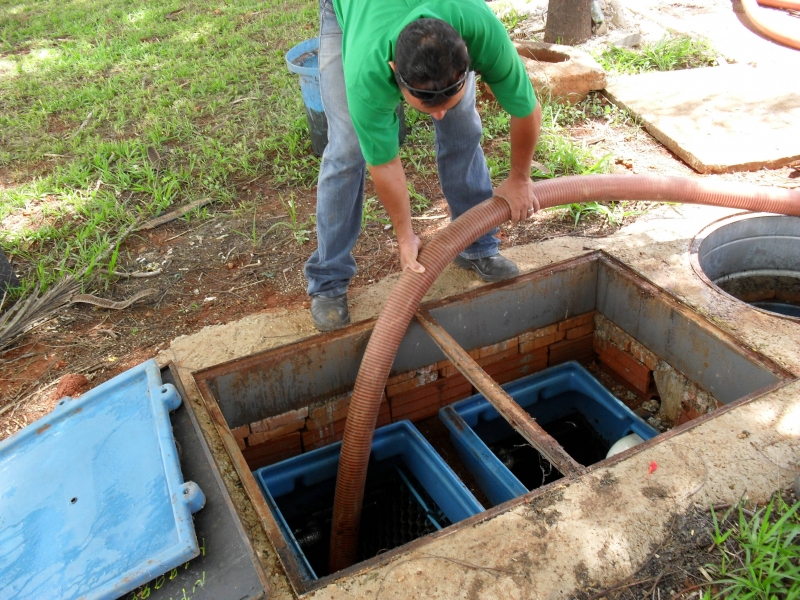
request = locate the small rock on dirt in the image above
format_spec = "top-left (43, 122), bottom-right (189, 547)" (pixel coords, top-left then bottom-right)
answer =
top-left (54, 373), bottom-right (90, 399)
top-left (612, 33), bottom-right (642, 48)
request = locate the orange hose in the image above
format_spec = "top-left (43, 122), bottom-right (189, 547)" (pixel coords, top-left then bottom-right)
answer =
top-left (758, 0), bottom-right (800, 10)
top-left (743, 0), bottom-right (800, 50)
top-left (327, 174), bottom-right (800, 572)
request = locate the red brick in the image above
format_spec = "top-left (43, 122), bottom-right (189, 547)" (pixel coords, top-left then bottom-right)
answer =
top-left (249, 418), bottom-right (269, 434)
top-left (476, 338), bottom-right (519, 359)
top-left (389, 374), bottom-right (472, 420)
top-left (302, 417), bottom-right (347, 449)
top-left (435, 358), bottom-right (452, 372)
top-left (303, 401), bottom-right (390, 450)
top-left (441, 363), bottom-right (463, 378)
top-left (252, 412), bottom-right (307, 435)
top-left (597, 344), bottom-right (651, 395)
top-left (236, 438), bottom-right (246, 451)
top-left (676, 404), bottom-right (704, 426)
top-left (376, 401), bottom-right (392, 427)
top-left (309, 394), bottom-right (352, 421)
top-left (484, 348), bottom-right (548, 385)
top-left (386, 370), bottom-right (415, 386)
top-left (519, 323), bottom-right (559, 343)
top-left (392, 398), bottom-right (441, 422)
top-left (230, 425), bottom-right (250, 440)
top-left (248, 419), bottom-right (305, 445)
top-left (394, 404), bottom-right (444, 423)
top-left (386, 370), bottom-right (438, 397)
top-left (440, 348), bottom-right (484, 376)
top-left (520, 330), bottom-right (565, 353)
top-left (442, 346), bottom-right (520, 377)
top-left (306, 400), bottom-right (351, 430)
top-left (386, 364), bottom-right (436, 386)
top-left (566, 322), bottom-right (594, 340)
top-left (479, 346), bottom-right (519, 366)
top-left (242, 432), bottom-right (302, 470)
top-left (389, 384), bottom-right (440, 410)
top-left (262, 408), bottom-right (308, 431)
top-left (558, 311), bottom-right (596, 331)
top-left (629, 340), bottom-right (659, 371)
top-left (594, 316), bottom-right (632, 352)
top-left (548, 334), bottom-right (595, 366)
top-left (437, 378), bottom-right (474, 407)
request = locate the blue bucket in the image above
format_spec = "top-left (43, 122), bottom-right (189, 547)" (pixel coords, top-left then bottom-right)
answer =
top-left (286, 38), bottom-right (406, 157)
top-left (286, 38), bottom-right (328, 157)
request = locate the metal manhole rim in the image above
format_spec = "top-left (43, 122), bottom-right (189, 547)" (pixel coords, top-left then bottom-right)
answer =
top-left (689, 211), bottom-right (800, 323)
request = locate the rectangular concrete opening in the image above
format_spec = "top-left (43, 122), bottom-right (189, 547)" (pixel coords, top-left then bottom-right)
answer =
top-left (194, 251), bottom-right (794, 595)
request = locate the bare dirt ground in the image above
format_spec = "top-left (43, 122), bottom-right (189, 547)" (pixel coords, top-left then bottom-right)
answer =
top-left (1, 0), bottom-right (799, 443)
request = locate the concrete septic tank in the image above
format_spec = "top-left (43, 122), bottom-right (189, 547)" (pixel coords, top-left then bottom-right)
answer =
top-left (692, 214), bottom-right (800, 320)
top-left (193, 252), bottom-right (793, 595)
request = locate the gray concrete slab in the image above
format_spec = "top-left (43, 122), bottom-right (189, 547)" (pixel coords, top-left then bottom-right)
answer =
top-left (604, 64), bottom-right (800, 173)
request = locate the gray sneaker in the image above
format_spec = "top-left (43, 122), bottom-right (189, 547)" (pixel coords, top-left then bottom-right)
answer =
top-left (310, 294), bottom-right (350, 332)
top-left (453, 254), bottom-right (520, 283)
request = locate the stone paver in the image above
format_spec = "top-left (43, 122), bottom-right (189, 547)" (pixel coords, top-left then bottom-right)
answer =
top-left (605, 64), bottom-right (800, 173)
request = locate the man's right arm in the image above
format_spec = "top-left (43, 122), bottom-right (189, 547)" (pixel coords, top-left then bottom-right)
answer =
top-left (369, 156), bottom-right (425, 274)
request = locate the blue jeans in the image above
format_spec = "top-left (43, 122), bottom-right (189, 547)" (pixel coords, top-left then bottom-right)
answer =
top-left (304, 0), bottom-right (499, 298)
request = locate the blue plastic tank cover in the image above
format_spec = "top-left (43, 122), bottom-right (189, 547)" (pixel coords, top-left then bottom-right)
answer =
top-left (0, 359), bottom-right (205, 600)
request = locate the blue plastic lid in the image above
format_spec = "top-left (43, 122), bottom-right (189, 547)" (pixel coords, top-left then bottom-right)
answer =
top-left (0, 359), bottom-right (205, 600)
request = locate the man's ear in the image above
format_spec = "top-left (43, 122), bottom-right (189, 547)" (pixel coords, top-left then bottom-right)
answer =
top-left (388, 61), bottom-right (396, 72)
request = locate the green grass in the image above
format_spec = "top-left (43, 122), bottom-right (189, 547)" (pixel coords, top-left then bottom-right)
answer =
top-left (0, 0), bottom-right (317, 295)
top-left (704, 495), bottom-right (800, 599)
top-left (268, 194), bottom-right (312, 245)
top-left (596, 35), bottom-right (718, 75)
top-left (0, 0), bottom-right (627, 299)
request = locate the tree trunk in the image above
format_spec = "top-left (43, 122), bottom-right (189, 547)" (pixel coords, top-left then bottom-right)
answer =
top-left (544, 0), bottom-right (592, 46)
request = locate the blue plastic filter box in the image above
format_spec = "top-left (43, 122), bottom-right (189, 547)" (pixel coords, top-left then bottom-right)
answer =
top-left (0, 359), bottom-right (205, 600)
top-left (439, 361), bottom-right (659, 506)
top-left (253, 420), bottom-right (483, 579)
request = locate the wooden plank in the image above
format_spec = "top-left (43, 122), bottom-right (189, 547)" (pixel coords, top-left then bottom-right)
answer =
top-left (415, 310), bottom-right (584, 478)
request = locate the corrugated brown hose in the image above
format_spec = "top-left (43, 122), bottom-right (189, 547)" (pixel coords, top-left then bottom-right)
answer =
top-left (742, 0), bottom-right (800, 50)
top-left (329, 174), bottom-right (800, 572)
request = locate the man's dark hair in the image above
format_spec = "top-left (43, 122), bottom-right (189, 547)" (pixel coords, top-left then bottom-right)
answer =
top-left (394, 18), bottom-right (471, 107)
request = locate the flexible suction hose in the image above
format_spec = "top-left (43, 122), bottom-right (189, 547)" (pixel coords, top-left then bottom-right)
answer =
top-left (329, 174), bottom-right (800, 572)
top-left (758, 0), bottom-right (800, 11)
top-left (743, 0), bottom-right (800, 50)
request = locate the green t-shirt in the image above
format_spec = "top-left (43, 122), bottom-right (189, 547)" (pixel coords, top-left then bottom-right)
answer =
top-left (332, 0), bottom-right (536, 166)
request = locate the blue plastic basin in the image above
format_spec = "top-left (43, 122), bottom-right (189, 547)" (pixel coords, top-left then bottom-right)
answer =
top-left (440, 361), bottom-right (658, 506)
top-left (253, 420), bottom-right (483, 579)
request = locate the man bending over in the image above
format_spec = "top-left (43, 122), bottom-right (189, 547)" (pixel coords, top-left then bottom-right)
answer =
top-left (304, 0), bottom-right (542, 331)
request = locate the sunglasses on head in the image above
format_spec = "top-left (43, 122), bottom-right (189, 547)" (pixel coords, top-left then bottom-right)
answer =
top-left (396, 69), bottom-right (470, 102)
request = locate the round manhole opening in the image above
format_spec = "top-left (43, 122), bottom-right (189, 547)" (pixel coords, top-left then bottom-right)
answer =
top-left (516, 47), bottom-right (570, 63)
top-left (691, 214), bottom-right (800, 320)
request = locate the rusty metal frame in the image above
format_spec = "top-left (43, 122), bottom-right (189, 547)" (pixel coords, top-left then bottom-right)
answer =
top-left (599, 254), bottom-right (793, 384)
top-left (166, 363), bottom-right (271, 598)
top-left (192, 250), bottom-right (796, 596)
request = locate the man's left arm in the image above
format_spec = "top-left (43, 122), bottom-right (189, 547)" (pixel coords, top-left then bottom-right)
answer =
top-left (494, 102), bottom-right (542, 223)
